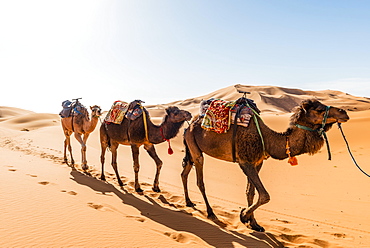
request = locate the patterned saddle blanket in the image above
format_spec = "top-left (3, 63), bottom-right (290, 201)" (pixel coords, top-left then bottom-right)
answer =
top-left (104, 100), bottom-right (144, 124)
top-left (200, 99), bottom-right (254, 134)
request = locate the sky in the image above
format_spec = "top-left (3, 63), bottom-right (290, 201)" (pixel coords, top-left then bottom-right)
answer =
top-left (1, 0), bottom-right (370, 113)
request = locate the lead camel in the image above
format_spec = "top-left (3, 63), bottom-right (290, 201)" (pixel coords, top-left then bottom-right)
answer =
top-left (182, 99), bottom-right (349, 232)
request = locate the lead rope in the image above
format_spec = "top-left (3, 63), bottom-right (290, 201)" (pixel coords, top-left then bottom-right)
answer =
top-left (338, 123), bottom-right (370, 177)
top-left (246, 102), bottom-right (268, 159)
top-left (139, 104), bottom-right (149, 141)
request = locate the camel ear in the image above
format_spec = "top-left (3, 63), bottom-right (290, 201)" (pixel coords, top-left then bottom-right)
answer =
top-left (90, 106), bottom-right (93, 110)
top-left (165, 106), bottom-right (177, 115)
top-left (301, 100), bottom-right (313, 112)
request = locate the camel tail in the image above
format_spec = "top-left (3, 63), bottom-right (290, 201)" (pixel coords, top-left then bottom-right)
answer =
top-left (100, 123), bottom-right (111, 151)
top-left (182, 136), bottom-right (193, 167)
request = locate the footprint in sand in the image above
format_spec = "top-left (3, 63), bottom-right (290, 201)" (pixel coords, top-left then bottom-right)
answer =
top-left (126, 216), bottom-right (146, 222)
top-left (8, 168), bottom-right (17, 172)
top-left (61, 190), bottom-right (78, 195)
top-left (27, 174), bottom-right (38, 177)
top-left (164, 232), bottom-right (192, 244)
top-left (87, 202), bottom-right (104, 210)
top-left (38, 181), bottom-right (50, 185)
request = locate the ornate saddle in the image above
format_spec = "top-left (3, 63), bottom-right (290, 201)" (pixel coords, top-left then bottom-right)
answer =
top-left (200, 97), bottom-right (259, 134)
top-left (104, 100), bottom-right (145, 124)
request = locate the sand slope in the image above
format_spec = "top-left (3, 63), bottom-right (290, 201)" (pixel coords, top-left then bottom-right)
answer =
top-left (163, 84), bottom-right (370, 114)
top-left (1, 85), bottom-right (370, 247)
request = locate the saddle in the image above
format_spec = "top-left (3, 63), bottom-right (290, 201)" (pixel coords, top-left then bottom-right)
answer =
top-left (59, 100), bottom-right (86, 118)
top-left (104, 100), bottom-right (145, 124)
top-left (200, 98), bottom-right (259, 134)
top-left (200, 97), bottom-right (261, 162)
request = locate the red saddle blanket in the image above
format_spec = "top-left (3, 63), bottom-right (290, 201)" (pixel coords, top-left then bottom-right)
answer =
top-left (201, 99), bottom-right (253, 134)
top-left (104, 100), bottom-right (144, 124)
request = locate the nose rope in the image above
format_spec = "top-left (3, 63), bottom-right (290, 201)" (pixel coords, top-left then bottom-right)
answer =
top-left (338, 123), bottom-right (370, 177)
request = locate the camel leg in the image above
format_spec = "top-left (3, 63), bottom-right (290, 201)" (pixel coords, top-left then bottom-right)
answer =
top-left (130, 144), bottom-right (143, 192)
top-left (245, 163), bottom-right (263, 230)
top-left (239, 162), bottom-right (270, 232)
top-left (74, 132), bottom-right (87, 170)
top-left (144, 144), bottom-right (163, 192)
top-left (110, 142), bottom-right (124, 186)
top-left (64, 132), bottom-right (74, 166)
top-left (182, 130), bottom-right (214, 217)
top-left (100, 137), bottom-right (108, 181)
top-left (81, 133), bottom-right (90, 170)
top-left (181, 162), bottom-right (195, 207)
top-left (194, 155), bottom-right (216, 219)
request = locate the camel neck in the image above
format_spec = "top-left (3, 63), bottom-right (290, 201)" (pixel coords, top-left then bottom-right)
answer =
top-left (146, 117), bottom-right (184, 144)
top-left (261, 121), bottom-right (324, 160)
top-left (84, 115), bottom-right (100, 133)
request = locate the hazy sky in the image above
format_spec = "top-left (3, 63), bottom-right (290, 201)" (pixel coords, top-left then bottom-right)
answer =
top-left (1, 0), bottom-right (370, 113)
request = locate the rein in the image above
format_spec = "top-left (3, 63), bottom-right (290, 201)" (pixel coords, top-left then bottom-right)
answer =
top-left (338, 123), bottom-right (370, 177)
top-left (138, 103), bottom-right (149, 142)
top-left (295, 106), bottom-right (332, 160)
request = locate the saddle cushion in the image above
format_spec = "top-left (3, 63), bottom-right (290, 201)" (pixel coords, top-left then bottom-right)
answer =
top-left (104, 101), bottom-right (129, 124)
top-left (104, 100), bottom-right (144, 124)
top-left (59, 100), bottom-right (87, 118)
top-left (201, 99), bottom-right (253, 133)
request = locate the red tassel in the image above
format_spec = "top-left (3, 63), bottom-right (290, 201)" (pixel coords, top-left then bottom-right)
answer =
top-left (167, 140), bottom-right (174, 155)
top-left (288, 156), bottom-right (298, 166)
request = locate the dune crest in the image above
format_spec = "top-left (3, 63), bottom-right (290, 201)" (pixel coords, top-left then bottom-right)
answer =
top-left (162, 84), bottom-right (370, 114)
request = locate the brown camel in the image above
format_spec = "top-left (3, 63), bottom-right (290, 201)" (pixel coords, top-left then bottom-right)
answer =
top-left (182, 99), bottom-right (349, 232)
top-left (61, 102), bottom-right (102, 170)
top-left (100, 101), bottom-right (192, 192)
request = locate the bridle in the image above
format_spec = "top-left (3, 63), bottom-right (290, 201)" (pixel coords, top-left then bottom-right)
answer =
top-left (295, 106), bottom-right (332, 160)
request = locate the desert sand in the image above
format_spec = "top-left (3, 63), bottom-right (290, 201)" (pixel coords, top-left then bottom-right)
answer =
top-left (1, 85), bottom-right (370, 248)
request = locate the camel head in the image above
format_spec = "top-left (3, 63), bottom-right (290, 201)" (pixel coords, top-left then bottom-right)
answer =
top-left (292, 99), bottom-right (349, 131)
top-left (90, 105), bottom-right (102, 118)
top-left (165, 106), bottom-right (192, 123)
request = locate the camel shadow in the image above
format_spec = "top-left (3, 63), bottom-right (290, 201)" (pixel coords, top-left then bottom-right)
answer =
top-left (70, 169), bottom-right (283, 248)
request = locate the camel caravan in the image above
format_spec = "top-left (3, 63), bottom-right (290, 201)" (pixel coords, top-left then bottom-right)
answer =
top-left (59, 90), bottom-right (349, 232)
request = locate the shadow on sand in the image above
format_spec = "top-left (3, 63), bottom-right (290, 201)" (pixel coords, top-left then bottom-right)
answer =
top-left (70, 169), bottom-right (283, 248)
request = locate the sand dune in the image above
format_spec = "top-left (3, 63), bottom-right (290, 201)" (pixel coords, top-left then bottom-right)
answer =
top-left (1, 85), bottom-right (370, 247)
top-left (164, 84), bottom-right (370, 114)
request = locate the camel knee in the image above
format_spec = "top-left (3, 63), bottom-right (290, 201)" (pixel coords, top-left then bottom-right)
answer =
top-left (259, 193), bottom-right (270, 205)
top-left (133, 163), bottom-right (140, 173)
top-left (156, 160), bottom-right (163, 169)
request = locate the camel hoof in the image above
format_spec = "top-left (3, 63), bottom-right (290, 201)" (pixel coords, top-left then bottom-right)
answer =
top-left (100, 175), bottom-right (106, 181)
top-left (152, 186), bottom-right (161, 193)
top-left (250, 224), bottom-right (265, 232)
top-left (240, 208), bottom-right (249, 224)
top-left (207, 213), bottom-right (217, 221)
top-left (135, 188), bottom-right (143, 193)
top-left (82, 164), bottom-right (89, 171)
top-left (186, 201), bottom-right (196, 207)
top-left (240, 208), bottom-right (265, 232)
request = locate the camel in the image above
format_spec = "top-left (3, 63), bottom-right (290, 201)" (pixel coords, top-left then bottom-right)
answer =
top-left (181, 98), bottom-right (349, 232)
top-left (100, 101), bottom-right (192, 192)
top-left (61, 102), bottom-right (102, 170)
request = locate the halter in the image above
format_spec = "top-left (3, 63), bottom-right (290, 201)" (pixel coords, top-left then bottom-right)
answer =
top-left (295, 105), bottom-right (332, 160)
